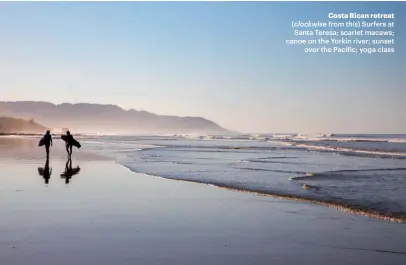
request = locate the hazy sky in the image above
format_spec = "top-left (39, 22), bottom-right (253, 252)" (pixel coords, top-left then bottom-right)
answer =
top-left (1, 2), bottom-right (405, 133)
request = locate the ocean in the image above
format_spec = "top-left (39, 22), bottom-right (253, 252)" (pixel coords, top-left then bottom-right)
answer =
top-left (79, 133), bottom-right (406, 222)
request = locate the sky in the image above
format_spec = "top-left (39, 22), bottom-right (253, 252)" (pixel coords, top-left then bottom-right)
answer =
top-left (0, 1), bottom-right (405, 133)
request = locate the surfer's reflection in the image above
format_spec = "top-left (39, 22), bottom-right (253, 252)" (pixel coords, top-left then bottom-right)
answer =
top-left (60, 158), bottom-right (81, 184)
top-left (38, 157), bottom-right (52, 184)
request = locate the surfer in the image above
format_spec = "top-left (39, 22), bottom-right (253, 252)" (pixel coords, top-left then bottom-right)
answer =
top-left (61, 130), bottom-right (81, 158)
top-left (65, 131), bottom-right (74, 157)
top-left (43, 130), bottom-right (53, 158)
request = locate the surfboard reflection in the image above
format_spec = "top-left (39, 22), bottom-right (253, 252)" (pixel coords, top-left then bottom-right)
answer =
top-left (38, 157), bottom-right (52, 184)
top-left (60, 158), bottom-right (81, 184)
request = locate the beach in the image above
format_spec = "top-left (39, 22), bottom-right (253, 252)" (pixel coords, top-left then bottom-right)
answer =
top-left (1, 137), bottom-right (406, 265)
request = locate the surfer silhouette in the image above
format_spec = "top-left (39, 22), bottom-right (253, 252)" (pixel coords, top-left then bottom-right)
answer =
top-left (38, 157), bottom-right (52, 184)
top-left (41, 130), bottom-right (53, 158)
top-left (60, 158), bottom-right (80, 184)
top-left (61, 131), bottom-right (81, 158)
top-left (64, 131), bottom-right (74, 157)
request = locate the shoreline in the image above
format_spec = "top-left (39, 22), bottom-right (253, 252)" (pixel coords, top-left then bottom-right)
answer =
top-left (1, 152), bottom-right (406, 264)
top-left (4, 136), bottom-right (405, 224)
top-left (120, 164), bottom-right (406, 224)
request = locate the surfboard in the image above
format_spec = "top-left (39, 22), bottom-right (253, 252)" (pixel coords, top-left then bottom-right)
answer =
top-left (61, 135), bottom-right (81, 149)
top-left (38, 136), bottom-right (46, 147)
top-left (61, 167), bottom-right (81, 177)
top-left (38, 167), bottom-right (45, 175)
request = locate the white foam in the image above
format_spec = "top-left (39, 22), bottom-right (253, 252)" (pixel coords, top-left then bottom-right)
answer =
top-left (293, 143), bottom-right (406, 157)
top-left (388, 139), bottom-right (406, 143)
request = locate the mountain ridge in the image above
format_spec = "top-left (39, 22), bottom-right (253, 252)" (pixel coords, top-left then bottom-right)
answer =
top-left (0, 101), bottom-right (229, 134)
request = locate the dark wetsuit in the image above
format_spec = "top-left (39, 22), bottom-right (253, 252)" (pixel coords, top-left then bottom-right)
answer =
top-left (44, 134), bottom-right (52, 157)
top-left (66, 134), bottom-right (74, 156)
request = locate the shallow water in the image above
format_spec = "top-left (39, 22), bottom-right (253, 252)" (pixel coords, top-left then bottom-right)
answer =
top-left (78, 134), bottom-right (406, 221)
top-left (2, 158), bottom-right (406, 265)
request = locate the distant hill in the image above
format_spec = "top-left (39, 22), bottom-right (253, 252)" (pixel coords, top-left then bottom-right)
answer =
top-left (0, 116), bottom-right (47, 134)
top-left (0, 101), bottom-right (229, 134)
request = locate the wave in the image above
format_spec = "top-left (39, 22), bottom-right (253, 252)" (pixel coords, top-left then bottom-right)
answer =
top-left (314, 138), bottom-right (406, 143)
top-left (285, 143), bottom-right (406, 159)
top-left (330, 134), bottom-right (406, 139)
top-left (80, 133), bottom-right (406, 145)
top-left (389, 139), bottom-right (406, 143)
top-left (120, 163), bottom-right (406, 223)
top-left (246, 156), bottom-right (300, 160)
top-left (240, 167), bottom-right (306, 174)
top-left (281, 133), bottom-right (406, 144)
top-left (322, 245), bottom-right (406, 256)
top-left (81, 135), bottom-right (406, 223)
top-left (290, 167), bottom-right (406, 180)
top-left (137, 144), bottom-right (305, 152)
top-left (241, 159), bottom-right (305, 165)
top-left (172, 133), bottom-right (299, 142)
top-left (295, 133), bottom-right (333, 138)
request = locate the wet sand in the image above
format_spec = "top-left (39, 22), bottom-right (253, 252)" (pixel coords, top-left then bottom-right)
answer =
top-left (1, 137), bottom-right (406, 265)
